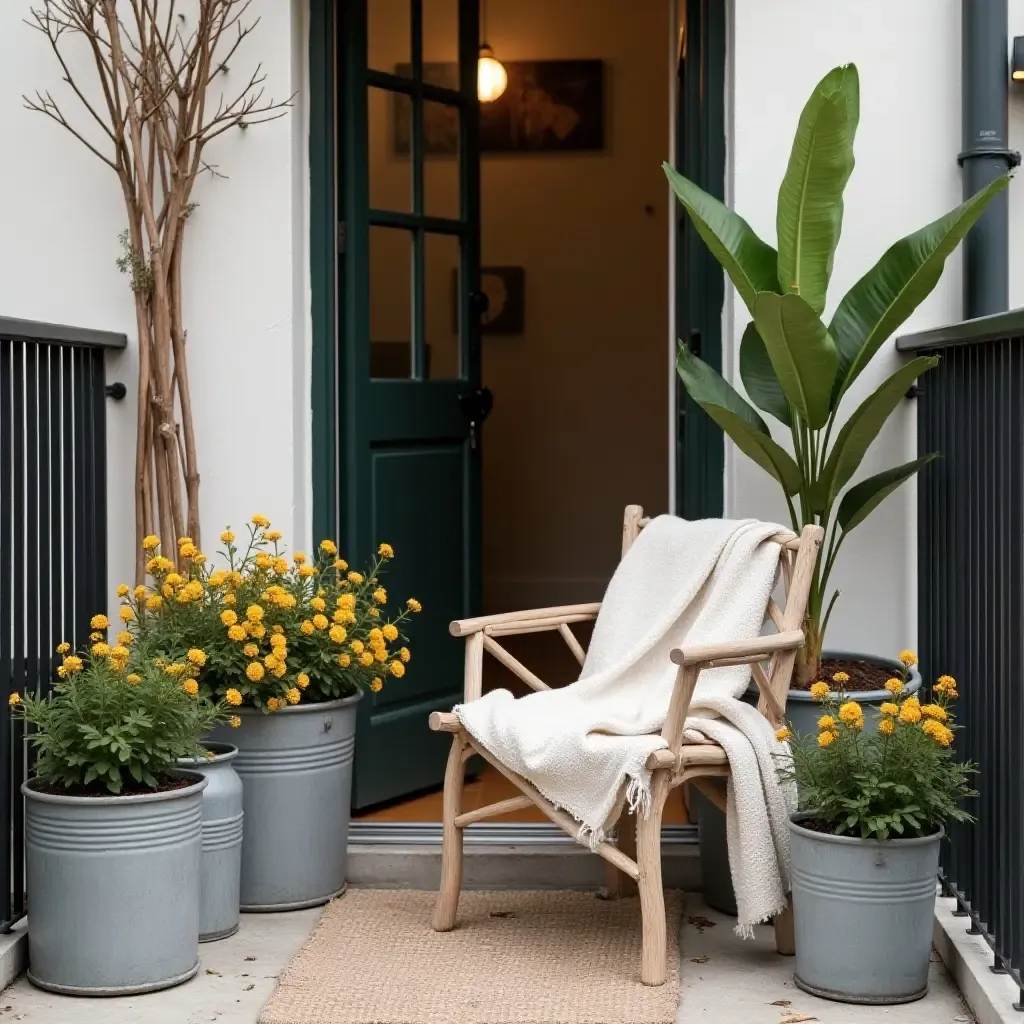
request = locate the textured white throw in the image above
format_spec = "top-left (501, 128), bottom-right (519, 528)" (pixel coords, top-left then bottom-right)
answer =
top-left (455, 516), bottom-right (797, 935)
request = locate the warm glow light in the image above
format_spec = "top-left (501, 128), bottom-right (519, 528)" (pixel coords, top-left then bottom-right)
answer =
top-left (1015, 70), bottom-right (1024, 81)
top-left (478, 46), bottom-right (507, 103)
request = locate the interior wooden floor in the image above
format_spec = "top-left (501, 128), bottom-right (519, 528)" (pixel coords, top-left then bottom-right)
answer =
top-left (355, 624), bottom-right (687, 824)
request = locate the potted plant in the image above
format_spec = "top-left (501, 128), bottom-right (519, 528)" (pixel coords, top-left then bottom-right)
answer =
top-left (120, 518), bottom-right (420, 911)
top-left (665, 62), bottom-right (1006, 707)
top-left (14, 626), bottom-right (229, 995)
top-left (778, 657), bottom-right (974, 1003)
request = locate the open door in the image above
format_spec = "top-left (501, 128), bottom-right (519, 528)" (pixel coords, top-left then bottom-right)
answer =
top-left (339, 0), bottom-right (486, 809)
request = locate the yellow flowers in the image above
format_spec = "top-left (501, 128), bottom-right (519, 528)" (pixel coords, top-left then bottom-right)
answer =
top-left (116, 631), bottom-right (133, 646)
top-left (252, 514), bottom-right (270, 528)
top-left (838, 701), bottom-right (864, 729)
top-left (179, 540), bottom-right (198, 559)
top-left (407, 598), bottom-right (422, 613)
top-left (243, 643), bottom-right (259, 658)
top-left (266, 529), bottom-right (282, 542)
top-left (809, 681), bottom-right (829, 700)
top-left (898, 650), bottom-right (918, 667)
top-left (320, 540), bottom-right (338, 556)
top-left (266, 697), bottom-right (282, 712)
top-left (898, 699), bottom-right (922, 725)
top-left (221, 609), bottom-right (238, 627)
top-left (117, 584), bottom-right (130, 597)
top-left (373, 587), bottom-right (387, 604)
top-left (337, 593), bottom-right (356, 613)
top-left (310, 597), bottom-right (326, 612)
top-left (92, 642), bottom-right (111, 658)
top-left (142, 534), bottom-right (161, 550)
top-left (147, 555), bottom-right (173, 574)
top-left (286, 688), bottom-right (301, 705)
top-left (187, 648), bottom-right (207, 667)
top-left (90, 614), bottom-right (110, 631)
top-left (333, 559), bottom-right (349, 572)
top-left (246, 605), bottom-right (264, 624)
top-left (817, 715), bottom-right (836, 730)
top-left (225, 624), bottom-right (246, 642)
top-left (293, 552), bottom-right (307, 565)
top-left (934, 675), bottom-right (959, 699)
top-left (300, 620), bottom-right (315, 636)
top-left (832, 671), bottom-right (849, 684)
top-left (370, 677), bottom-right (383, 692)
top-left (921, 703), bottom-right (948, 721)
top-left (884, 677), bottom-right (903, 696)
top-left (378, 543), bottom-right (394, 558)
top-left (382, 623), bottom-right (399, 642)
top-left (880, 702), bottom-right (899, 717)
top-left (56, 642), bottom-right (70, 655)
top-left (246, 662), bottom-right (265, 682)
top-left (146, 594), bottom-right (163, 611)
top-left (922, 719), bottom-right (954, 746)
top-left (329, 625), bottom-right (347, 644)
top-left (399, 647), bottom-right (411, 663)
top-left (878, 718), bottom-right (894, 735)
top-left (62, 655), bottom-right (83, 673)
top-left (350, 640), bottom-right (364, 655)
top-left (358, 652), bottom-right (375, 668)
top-left (312, 614), bottom-right (329, 630)
top-left (347, 571), bottom-right (364, 585)
top-left (298, 565), bottom-right (316, 578)
top-left (775, 727), bottom-right (791, 742)
top-left (225, 688), bottom-right (243, 706)
top-left (8, 694), bottom-right (21, 708)
top-left (389, 660), bottom-right (405, 678)
top-left (220, 530), bottom-right (235, 544)
top-left (818, 730), bottom-right (836, 748)
top-left (229, 715), bottom-right (241, 728)
top-left (337, 654), bottom-right (351, 668)
top-left (297, 672), bottom-right (310, 690)
top-left (182, 679), bottom-right (199, 697)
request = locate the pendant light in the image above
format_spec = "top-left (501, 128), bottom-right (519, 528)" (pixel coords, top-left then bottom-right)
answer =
top-left (477, 0), bottom-right (507, 103)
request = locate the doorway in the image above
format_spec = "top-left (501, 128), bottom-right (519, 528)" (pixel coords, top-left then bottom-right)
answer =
top-left (317, 0), bottom-right (725, 825)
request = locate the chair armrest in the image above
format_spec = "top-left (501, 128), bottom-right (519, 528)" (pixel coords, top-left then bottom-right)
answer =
top-left (669, 630), bottom-right (804, 667)
top-left (449, 602), bottom-right (602, 637)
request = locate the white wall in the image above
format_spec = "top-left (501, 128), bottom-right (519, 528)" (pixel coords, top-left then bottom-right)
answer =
top-left (0, 1), bottom-right (311, 619)
top-left (728, 0), bottom-right (966, 658)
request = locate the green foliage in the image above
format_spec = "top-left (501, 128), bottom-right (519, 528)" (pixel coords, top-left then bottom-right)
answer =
top-left (14, 651), bottom-right (226, 795)
top-left (664, 62), bottom-right (1009, 675)
top-left (780, 664), bottom-right (975, 840)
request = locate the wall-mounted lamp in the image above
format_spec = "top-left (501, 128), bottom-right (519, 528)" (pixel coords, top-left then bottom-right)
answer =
top-left (477, 0), bottom-right (507, 103)
top-left (1013, 36), bottom-right (1024, 81)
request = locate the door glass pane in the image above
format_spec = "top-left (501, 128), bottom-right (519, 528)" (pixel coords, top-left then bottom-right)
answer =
top-left (370, 226), bottom-right (413, 379)
top-left (369, 87), bottom-right (412, 212)
top-left (422, 0), bottom-right (459, 65)
top-left (424, 232), bottom-right (462, 380)
top-left (368, 0), bottom-right (412, 77)
top-left (423, 100), bottom-right (460, 219)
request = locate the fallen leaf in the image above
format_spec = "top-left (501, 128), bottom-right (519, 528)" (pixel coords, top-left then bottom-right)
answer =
top-left (244, 983), bottom-right (255, 992)
top-left (244, 956), bottom-right (256, 962)
top-left (687, 915), bottom-right (717, 932)
top-left (205, 968), bottom-right (221, 976)
top-left (689, 955), bottom-right (710, 964)
top-left (769, 1000), bottom-right (792, 1007)
top-left (779, 1015), bottom-right (817, 1023)
top-left (489, 911), bottom-right (516, 919)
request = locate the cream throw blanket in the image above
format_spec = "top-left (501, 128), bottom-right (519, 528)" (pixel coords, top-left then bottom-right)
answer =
top-left (455, 516), bottom-right (797, 935)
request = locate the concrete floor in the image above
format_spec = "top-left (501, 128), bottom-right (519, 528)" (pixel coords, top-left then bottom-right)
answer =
top-left (0, 907), bottom-right (321, 1023)
top-left (0, 895), bottom-right (975, 1023)
top-left (679, 897), bottom-right (974, 1024)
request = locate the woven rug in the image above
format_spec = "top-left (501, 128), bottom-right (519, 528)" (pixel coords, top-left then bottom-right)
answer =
top-left (259, 889), bottom-right (682, 1024)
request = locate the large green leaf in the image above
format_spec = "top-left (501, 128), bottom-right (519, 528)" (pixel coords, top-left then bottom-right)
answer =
top-left (677, 344), bottom-right (803, 495)
top-left (739, 321), bottom-right (791, 426)
top-left (815, 355), bottom-right (939, 510)
top-left (836, 454), bottom-right (939, 534)
top-left (664, 162), bottom-right (779, 315)
top-left (752, 292), bottom-right (839, 428)
top-left (830, 176), bottom-right (1008, 401)
top-left (776, 65), bottom-right (859, 315)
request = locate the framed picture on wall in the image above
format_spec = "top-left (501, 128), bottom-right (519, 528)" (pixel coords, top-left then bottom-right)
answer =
top-left (393, 59), bottom-right (605, 156)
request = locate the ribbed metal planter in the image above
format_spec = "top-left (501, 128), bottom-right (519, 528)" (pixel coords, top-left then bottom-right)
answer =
top-left (698, 652), bottom-right (924, 917)
top-left (23, 772), bottom-right (206, 996)
top-left (178, 743), bottom-right (243, 942)
top-left (789, 813), bottom-right (942, 1004)
top-left (209, 694), bottom-right (359, 911)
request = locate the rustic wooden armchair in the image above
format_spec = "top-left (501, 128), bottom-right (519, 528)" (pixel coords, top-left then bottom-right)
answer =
top-left (428, 505), bottom-right (823, 986)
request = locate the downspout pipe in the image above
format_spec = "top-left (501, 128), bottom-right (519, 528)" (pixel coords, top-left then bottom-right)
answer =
top-left (960, 0), bottom-right (1020, 318)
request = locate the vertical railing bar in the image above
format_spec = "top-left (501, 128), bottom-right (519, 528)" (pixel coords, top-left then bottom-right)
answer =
top-left (48, 346), bottom-right (62, 695)
top-left (0, 340), bottom-right (14, 928)
top-left (90, 349), bottom-right (108, 615)
top-left (72, 347), bottom-right (88, 644)
top-left (61, 346), bottom-right (76, 651)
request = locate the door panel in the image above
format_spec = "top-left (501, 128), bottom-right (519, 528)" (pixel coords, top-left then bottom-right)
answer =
top-left (341, 0), bottom-right (483, 810)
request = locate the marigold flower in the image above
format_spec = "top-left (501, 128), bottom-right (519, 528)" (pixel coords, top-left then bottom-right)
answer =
top-left (89, 631), bottom-right (103, 642)
top-left (221, 624), bottom-right (243, 643)
top-left (8, 694), bottom-right (21, 708)
top-left (246, 605), bottom-right (265, 624)
top-left (337, 593), bottom-right (356, 612)
top-left (92, 642), bottom-right (111, 657)
top-left (182, 679), bottom-right (199, 697)
top-left (298, 565), bottom-right (316, 578)
top-left (379, 623), bottom-right (398, 643)
top-left (347, 571), bottom-right (364, 585)
top-left (266, 697), bottom-right (282, 712)
top-left (178, 536), bottom-right (192, 547)
top-left (286, 688), bottom-right (301, 705)
top-left (838, 701), bottom-right (863, 727)
top-left (246, 662), bottom-right (265, 682)
top-left (399, 647), bottom-right (411, 663)
top-left (264, 653), bottom-right (280, 670)
top-left (220, 530), bottom-right (235, 544)
top-left (898, 649), bottom-right (918, 667)
top-left (266, 529), bottom-right (282, 542)
top-left (225, 688), bottom-right (243, 706)
top-left (186, 648), bottom-right (207, 667)
top-left (369, 608), bottom-right (380, 618)
top-left (223, 593), bottom-right (236, 606)
top-left (312, 614), bottom-right (329, 630)
top-left (922, 719), bottom-right (954, 746)
top-left (110, 645), bottom-right (130, 660)
top-left (240, 645), bottom-right (257, 662)
top-left (297, 672), bottom-right (310, 689)
top-left (320, 540), bottom-right (338, 556)
top-left (126, 673), bottom-right (142, 686)
top-left (880, 702), bottom-right (899, 716)
top-left (375, 647), bottom-right (388, 662)
top-left (252, 514), bottom-right (270, 528)
top-left (358, 651), bottom-right (375, 667)
top-left (219, 609), bottom-right (237, 628)
top-left (832, 671), bottom-right (850, 684)
top-left (310, 596), bottom-right (326, 612)
top-left (329, 625), bottom-right (347, 644)
top-left (165, 663), bottom-right (185, 677)
top-left (818, 730), bottom-right (836, 748)
top-left (370, 677), bottom-right (383, 692)
top-left (116, 584), bottom-right (130, 597)
top-left (142, 534), bottom-right (160, 551)
top-left (62, 655), bottom-right (83, 673)
top-left (337, 654), bottom-right (351, 668)
top-left (389, 660), bottom-right (406, 678)
top-left (272, 557), bottom-right (289, 574)
top-left (921, 703), bottom-right (948, 721)
top-left (255, 553), bottom-right (272, 569)
top-left (879, 718), bottom-right (894, 735)
top-left (817, 715), bottom-right (836, 730)
top-left (179, 541), bottom-right (197, 559)
top-left (350, 640), bottom-right (364, 655)
top-left (378, 543), bottom-right (394, 559)
top-left (935, 674), bottom-right (957, 692)
top-left (775, 727), bottom-right (791, 742)
top-left (407, 598), bottom-right (422, 613)
top-left (884, 677), bottom-right (903, 695)
top-left (90, 614), bottom-right (110, 631)
top-left (119, 605), bottom-right (135, 623)
top-left (368, 627), bottom-right (383, 644)
top-left (899, 702), bottom-right (922, 725)
top-left (147, 556), bottom-right (173, 574)
top-left (229, 715), bottom-right (241, 728)
top-left (147, 595), bottom-right (163, 611)
top-left (116, 631), bottom-right (133, 647)
top-left (333, 559), bottom-right (349, 572)
top-left (56, 641), bottom-right (70, 654)
top-left (373, 587), bottom-right (387, 604)
top-left (248, 623), bottom-right (266, 639)
top-left (293, 552), bottom-right (307, 565)
top-left (270, 632), bottom-right (287, 648)
top-left (809, 681), bottom-right (829, 700)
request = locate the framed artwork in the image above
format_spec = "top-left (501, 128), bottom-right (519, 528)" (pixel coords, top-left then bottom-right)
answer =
top-left (393, 59), bottom-right (605, 155)
top-left (451, 266), bottom-right (525, 335)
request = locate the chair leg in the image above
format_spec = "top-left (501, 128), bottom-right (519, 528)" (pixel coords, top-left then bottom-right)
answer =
top-left (603, 810), bottom-right (639, 898)
top-left (773, 895), bottom-right (795, 955)
top-left (432, 735), bottom-right (468, 932)
top-left (637, 776), bottom-right (669, 986)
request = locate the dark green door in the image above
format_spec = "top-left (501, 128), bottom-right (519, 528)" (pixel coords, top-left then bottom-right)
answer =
top-left (340, 0), bottom-right (485, 809)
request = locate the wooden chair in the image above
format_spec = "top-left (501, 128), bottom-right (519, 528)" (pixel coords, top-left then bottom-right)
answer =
top-left (428, 505), bottom-right (824, 986)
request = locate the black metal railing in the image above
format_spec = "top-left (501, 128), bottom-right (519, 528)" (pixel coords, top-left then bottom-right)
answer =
top-left (898, 309), bottom-right (1024, 1007)
top-left (0, 315), bottom-right (125, 931)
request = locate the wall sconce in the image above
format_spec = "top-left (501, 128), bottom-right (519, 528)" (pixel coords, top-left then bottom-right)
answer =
top-left (1013, 37), bottom-right (1024, 81)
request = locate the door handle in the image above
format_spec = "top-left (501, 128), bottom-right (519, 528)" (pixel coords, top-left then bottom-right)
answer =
top-left (458, 386), bottom-right (494, 449)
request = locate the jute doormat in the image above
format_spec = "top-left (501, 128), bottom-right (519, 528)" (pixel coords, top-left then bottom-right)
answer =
top-left (259, 889), bottom-right (682, 1024)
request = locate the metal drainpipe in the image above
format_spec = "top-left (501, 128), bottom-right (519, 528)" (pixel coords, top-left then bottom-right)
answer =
top-left (960, 0), bottom-right (1020, 318)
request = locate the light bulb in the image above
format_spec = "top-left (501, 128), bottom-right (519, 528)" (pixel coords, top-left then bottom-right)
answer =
top-left (478, 45), bottom-right (507, 103)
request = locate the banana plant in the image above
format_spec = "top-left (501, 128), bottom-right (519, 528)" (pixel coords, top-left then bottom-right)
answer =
top-left (666, 63), bottom-right (1008, 683)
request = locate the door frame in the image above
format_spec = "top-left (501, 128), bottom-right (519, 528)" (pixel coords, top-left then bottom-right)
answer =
top-left (307, 0), bottom-right (726, 840)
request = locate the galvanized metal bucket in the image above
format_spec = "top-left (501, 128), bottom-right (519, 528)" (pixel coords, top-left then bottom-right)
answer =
top-left (789, 812), bottom-right (942, 1004)
top-left (209, 694), bottom-right (360, 911)
top-left (23, 771), bottom-right (206, 996)
top-left (178, 743), bottom-right (243, 941)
